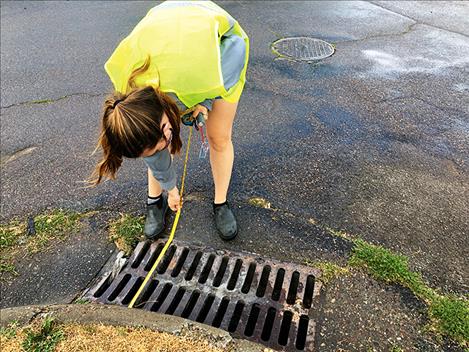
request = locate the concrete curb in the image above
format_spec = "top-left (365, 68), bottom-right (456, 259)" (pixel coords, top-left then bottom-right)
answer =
top-left (0, 304), bottom-right (266, 351)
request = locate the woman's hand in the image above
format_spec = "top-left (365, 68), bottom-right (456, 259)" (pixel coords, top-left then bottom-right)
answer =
top-left (192, 104), bottom-right (209, 127)
top-left (168, 187), bottom-right (182, 211)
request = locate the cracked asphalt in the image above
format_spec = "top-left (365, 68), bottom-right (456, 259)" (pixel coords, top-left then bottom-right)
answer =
top-left (1, 1), bottom-right (468, 350)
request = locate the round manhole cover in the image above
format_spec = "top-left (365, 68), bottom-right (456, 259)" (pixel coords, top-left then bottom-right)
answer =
top-left (271, 37), bottom-right (335, 62)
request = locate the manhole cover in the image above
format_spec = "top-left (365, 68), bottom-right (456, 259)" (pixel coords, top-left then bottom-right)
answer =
top-left (271, 37), bottom-right (335, 62)
top-left (82, 240), bottom-right (323, 351)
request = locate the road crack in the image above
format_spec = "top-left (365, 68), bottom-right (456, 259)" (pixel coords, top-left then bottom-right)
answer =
top-left (1, 92), bottom-right (107, 109)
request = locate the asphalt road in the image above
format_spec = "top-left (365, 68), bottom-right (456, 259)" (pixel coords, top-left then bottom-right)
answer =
top-left (1, 0), bottom-right (468, 309)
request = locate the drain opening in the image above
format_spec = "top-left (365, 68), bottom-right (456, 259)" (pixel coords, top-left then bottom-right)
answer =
top-left (244, 303), bottom-right (261, 337)
top-left (272, 268), bottom-right (285, 301)
top-left (256, 265), bottom-right (271, 297)
top-left (108, 274), bottom-right (131, 301)
top-left (228, 300), bottom-right (245, 332)
top-left (181, 290), bottom-right (200, 318)
top-left (212, 297), bottom-right (230, 328)
top-left (278, 311), bottom-right (293, 346)
top-left (171, 247), bottom-right (189, 277)
top-left (144, 243), bottom-right (164, 271)
top-left (198, 254), bottom-right (216, 284)
top-left (150, 283), bottom-right (172, 312)
top-left (157, 245), bottom-right (176, 274)
top-left (122, 277), bottom-right (144, 305)
top-left (165, 287), bottom-right (186, 314)
top-left (131, 241), bottom-right (150, 268)
top-left (241, 262), bottom-right (257, 294)
top-left (261, 307), bottom-right (277, 341)
top-left (93, 275), bottom-right (112, 298)
top-left (213, 256), bottom-right (229, 287)
top-left (296, 315), bottom-right (309, 350)
top-left (303, 274), bottom-right (315, 308)
top-left (185, 251), bottom-right (203, 281)
top-left (286, 271), bottom-right (300, 304)
top-left (136, 279), bottom-right (158, 308)
top-left (196, 294), bottom-right (215, 323)
top-left (227, 258), bottom-right (243, 290)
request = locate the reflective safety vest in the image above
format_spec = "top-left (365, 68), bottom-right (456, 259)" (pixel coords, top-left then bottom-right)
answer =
top-left (104, 1), bottom-right (249, 108)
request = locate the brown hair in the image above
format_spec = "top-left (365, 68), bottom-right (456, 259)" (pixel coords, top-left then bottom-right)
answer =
top-left (89, 58), bottom-right (182, 185)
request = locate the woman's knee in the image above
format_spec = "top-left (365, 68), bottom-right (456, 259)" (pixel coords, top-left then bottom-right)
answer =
top-left (207, 135), bottom-right (232, 152)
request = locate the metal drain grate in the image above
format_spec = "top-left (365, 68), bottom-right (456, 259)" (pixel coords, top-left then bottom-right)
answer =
top-left (83, 240), bottom-right (323, 351)
top-left (271, 37), bottom-right (335, 62)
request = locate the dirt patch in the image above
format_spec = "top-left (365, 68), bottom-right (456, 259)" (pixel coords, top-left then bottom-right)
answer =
top-left (1, 320), bottom-right (225, 352)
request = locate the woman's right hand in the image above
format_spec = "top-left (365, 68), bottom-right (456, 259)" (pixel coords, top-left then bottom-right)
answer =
top-left (168, 187), bottom-right (181, 211)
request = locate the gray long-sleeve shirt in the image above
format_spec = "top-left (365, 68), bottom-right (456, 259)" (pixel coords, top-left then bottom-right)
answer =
top-left (143, 26), bottom-right (246, 190)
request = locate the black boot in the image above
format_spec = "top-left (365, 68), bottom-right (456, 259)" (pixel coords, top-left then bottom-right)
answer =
top-left (144, 196), bottom-right (168, 239)
top-left (213, 201), bottom-right (238, 241)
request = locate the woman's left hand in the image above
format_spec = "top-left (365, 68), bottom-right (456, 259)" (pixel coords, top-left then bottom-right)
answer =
top-left (192, 104), bottom-right (209, 127)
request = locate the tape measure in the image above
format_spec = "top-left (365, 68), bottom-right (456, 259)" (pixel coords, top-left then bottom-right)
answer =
top-left (128, 126), bottom-right (193, 308)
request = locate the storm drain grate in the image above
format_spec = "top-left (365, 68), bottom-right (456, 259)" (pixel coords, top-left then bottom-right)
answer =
top-left (271, 37), bottom-right (335, 62)
top-left (83, 240), bottom-right (323, 351)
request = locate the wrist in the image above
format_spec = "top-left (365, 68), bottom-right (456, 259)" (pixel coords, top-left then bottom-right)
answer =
top-left (168, 187), bottom-right (178, 195)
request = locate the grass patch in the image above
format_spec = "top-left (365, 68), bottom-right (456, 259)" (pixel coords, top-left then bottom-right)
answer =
top-left (109, 214), bottom-right (144, 255)
top-left (304, 260), bottom-right (349, 285)
top-left (0, 221), bottom-right (25, 249)
top-left (429, 296), bottom-right (469, 346)
top-left (349, 239), bottom-right (434, 300)
top-left (22, 318), bottom-right (64, 352)
top-left (1, 320), bottom-right (224, 352)
top-left (27, 210), bottom-right (81, 253)
top-left (0, 209), bottom-right (82, 280)
top-left (0, 322), bottom-right (19, 339)
top-left (349, 238), bottom-right (469, 346)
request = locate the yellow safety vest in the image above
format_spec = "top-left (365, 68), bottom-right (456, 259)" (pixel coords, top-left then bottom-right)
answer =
top-left (104, 1), bottom-right (249, 108)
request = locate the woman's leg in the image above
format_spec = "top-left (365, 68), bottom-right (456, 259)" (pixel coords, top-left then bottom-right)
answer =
top-left (148, 168), bottom-right (162, 197)
top-left (205, 99), bottom-right (238, 203)
top-left (145, 168), bottom-right (166, 239)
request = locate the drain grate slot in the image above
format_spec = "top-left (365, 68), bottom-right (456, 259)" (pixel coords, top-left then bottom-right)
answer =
top-left (227, 258), bottom-right (243, 290)
top-left (296, 315), bottom-right (309, 350)
top-left (131, 241), bottom-right (150, 268)
top-left (185, 251), bottom-right (202, 281)
top-left (157, 245), bottom-right (176, 274)
top-left (261, 307), bottom-right (277, 341)
top-left (244, 303), bottom-right (261, 337)
top-left (278, 311), bottom-right (293, 346)
top-left (303, 274), bottom-right (315, 308)
top-left (272, 268), bottom-right (285, 301)
top-left (144, 243), bottom-right (164, 271)
top-left (213, 256), bottom-right (229, 287)
top-left (228, 300), bottom-right (245, 333)
top-left (150, 282), bottom-right (172, 312)
top-left (84, 239), bottom-right (322, 351)
top-left (171, 247), bottom-right (189, 277)
top-left (286, 271), bottom-right (300, 304)
top-left (165, 287), bottom-right (185, 314)
top-left (198, 254), bottom-right (216, 284)
top-left (256, 265), bottom-right (271, 297)
top-left (241, 262), bottom-right (257, 294)
top-left (108, 274), bottom-right (131, 302)
top-left (212, 297), bottom-right (230, 328)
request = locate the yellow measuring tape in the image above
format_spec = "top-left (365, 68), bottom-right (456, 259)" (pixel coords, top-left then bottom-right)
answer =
top-left (128, 126), bottom-right (193, 308)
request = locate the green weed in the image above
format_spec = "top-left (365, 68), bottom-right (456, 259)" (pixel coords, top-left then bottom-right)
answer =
top-left (109, 214), bottom-right (144, 255)
top-left (349, 238), bottom-right (468, 346)
top-left (304, 260), bottom-right (349, 284)
top-left (22, 318), bottom-right (64, 352)
top-left (0, 321), bottom-right (19, 339)
top-left (429, 296), bottom-right (469, 346)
